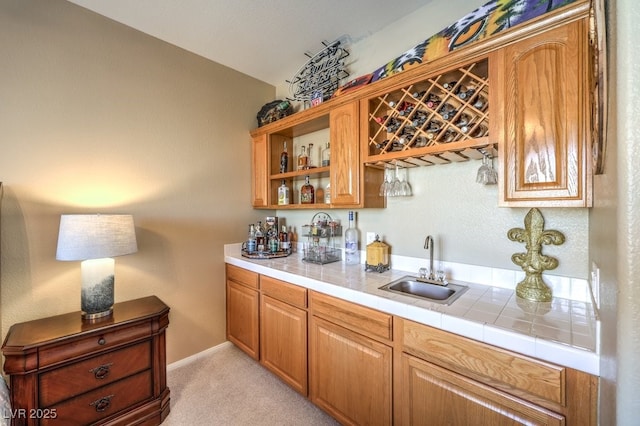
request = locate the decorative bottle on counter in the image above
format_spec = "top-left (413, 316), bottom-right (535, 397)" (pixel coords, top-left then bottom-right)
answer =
top-left (278, 179), bottom-right (290, 205)
top-left (297, 145), bottom-right (308, 170)
top-left (279, 141), bottom-right (289, 173)
top-left (247, 224), bottom-right (257, 253)
top-left (300, 176), bottom-right (315, 204)
top-left (279, 225), bottom-right (290, 251)
top-left (344, 211), bottom-right (360, 265)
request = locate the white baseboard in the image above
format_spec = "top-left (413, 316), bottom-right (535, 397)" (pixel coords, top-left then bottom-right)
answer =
top-left (167, 341), bottom-right (233, 371)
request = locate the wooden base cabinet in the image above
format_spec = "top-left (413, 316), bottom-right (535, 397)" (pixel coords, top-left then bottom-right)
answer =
top-left (396, 318), bottom-right (597, 426)
top-left (226, 264), bottom-right (260, 360)
top-left (309, 292), bottom-right (393, 426)
top-left (259, 276), bottom-right (308, 396)
top-left (400, 354), bottom-right (564, 425)
top-left (309, 317), bottom-right (392, 426)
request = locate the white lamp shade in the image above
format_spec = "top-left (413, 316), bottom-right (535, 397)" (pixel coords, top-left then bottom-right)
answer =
top-left (56, 214), bottom-right (138, 261)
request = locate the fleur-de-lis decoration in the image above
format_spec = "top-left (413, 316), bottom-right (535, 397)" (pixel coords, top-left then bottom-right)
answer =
top-left (507, 208), bottom-right (565, 302)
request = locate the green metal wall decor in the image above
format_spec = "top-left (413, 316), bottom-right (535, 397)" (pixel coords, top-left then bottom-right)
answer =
top-left (507, 208), bottom-right (565, 302)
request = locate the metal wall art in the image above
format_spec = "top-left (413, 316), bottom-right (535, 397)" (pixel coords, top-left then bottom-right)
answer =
top-left (507, 208), bottom-right (565, 302)
top-left (287, 40), bottom-right (349, 105)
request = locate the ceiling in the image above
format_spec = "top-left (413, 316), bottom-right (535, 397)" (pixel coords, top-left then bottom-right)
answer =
top-left (66, 0), bottom-right (434, 87)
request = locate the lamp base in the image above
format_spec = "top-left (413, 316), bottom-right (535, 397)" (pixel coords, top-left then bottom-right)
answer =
top-left (81, 258), bottom-right (115, 321)
top-left (82, 307), bottom-right (113, 322)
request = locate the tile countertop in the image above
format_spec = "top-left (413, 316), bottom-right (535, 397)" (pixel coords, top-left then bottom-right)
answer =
top-left (224, 244), bottom-right (600, 376)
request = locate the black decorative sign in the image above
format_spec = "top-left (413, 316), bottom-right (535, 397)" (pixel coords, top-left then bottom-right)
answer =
top-left (287, 41), bottom-right (349, 104)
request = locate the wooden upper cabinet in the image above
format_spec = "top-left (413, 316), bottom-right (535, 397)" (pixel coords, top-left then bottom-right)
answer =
top-left (251, 133), bottom-right (268, 208)
top-left (492, 19), bottom-right (592, 207)
top-left (329, 102), bottom-right (360, 206)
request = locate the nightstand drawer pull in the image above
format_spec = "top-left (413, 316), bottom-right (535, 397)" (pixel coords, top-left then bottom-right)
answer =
top-left (98, 337), bottom-right (106, 345)
top-left (90, 394), bottom-right (114, 412)
top-left (89, 363), bottom-right (113, 380)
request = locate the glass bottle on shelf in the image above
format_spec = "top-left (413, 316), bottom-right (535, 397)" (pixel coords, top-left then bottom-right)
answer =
top-left (321, 142), bottom-right (330, 167)
top-left (279, 141), bottom-right (289, 173)
top-left (297, 145), bottom-right (308, 170)
top-left (344, 211), bottom-right (360, 265)
top-left (300, 176), bottom-right (315, 204)
top-left (307, 143), bottom-right (315, 168)
top-left (277, 179), bottom-right (290, 205)
top-left (324, 182), bottom-right (331, 204)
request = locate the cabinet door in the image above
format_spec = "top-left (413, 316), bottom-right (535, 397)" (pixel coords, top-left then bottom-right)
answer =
top-left (252, 133), bottom-right (269, 207)
top-left (493, 19), bottom-right (591, 207)
top-left (400, 354), bottom-right (565, 426)
top-left (309, 316), bottom-right (392, 426)
top-left (226, 280), bottom-right (259, 360)
top-left (329, 101), bottom-right (360, 206)
top-left (260, 295), bottom-right (307, 395)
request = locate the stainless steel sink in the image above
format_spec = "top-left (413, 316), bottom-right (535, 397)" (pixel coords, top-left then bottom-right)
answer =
top-left (379, 276), bottom-right (469, 305)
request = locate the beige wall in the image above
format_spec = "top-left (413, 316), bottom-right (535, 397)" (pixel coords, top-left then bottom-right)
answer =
top-left (0, 0), bottom-right (274, 363)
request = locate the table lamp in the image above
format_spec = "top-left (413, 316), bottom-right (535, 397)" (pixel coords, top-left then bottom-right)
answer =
top-left (56, 214), bottom-right (138, 320)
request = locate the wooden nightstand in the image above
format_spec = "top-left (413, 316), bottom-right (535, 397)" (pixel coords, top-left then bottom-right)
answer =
top-left (1, 296), bottom-right (170, 426)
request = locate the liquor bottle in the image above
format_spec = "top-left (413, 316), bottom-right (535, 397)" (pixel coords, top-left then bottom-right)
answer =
top-left (255, 221), bottom-right (265, 252)
top-left (324, 182), bottom-right (331, 204)
top-left (307, 143), bottom-right (315, 168)
top-left (344, 211), bottom-right (360, 265)
top-left (277, 179), bottom-right (290, 205)
top-left (279, 141), bottom-right (289, 173)
top-left (288, 226), bottom-right (297, 252)
top-left (279, 225), bottom-right (290, 251)
top-left (297, 145), bottom-right (308, 170)
top-left (247, 224), bottom-right (257, 253)
top-left (300, 176), bottom-right (315, 204)
top-left (321, 142), bottom-right (330, 167)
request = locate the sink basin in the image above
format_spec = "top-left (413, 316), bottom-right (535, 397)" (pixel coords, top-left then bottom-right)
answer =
top-left (379, 276), bottom-right (469, 305)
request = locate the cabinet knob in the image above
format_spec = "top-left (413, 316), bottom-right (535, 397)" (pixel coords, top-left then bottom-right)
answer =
top-left (90, 394), bottom-right (114, 412)
top-left (89, 363), bottom-right (113, 380)
top-left (97, 337), bottom-right (106, 345)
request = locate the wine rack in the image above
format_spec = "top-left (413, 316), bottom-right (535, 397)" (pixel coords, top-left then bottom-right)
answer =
top-left (364, 58), bottom-right (496, 168)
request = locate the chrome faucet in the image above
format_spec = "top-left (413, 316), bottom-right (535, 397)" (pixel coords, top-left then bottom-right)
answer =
top-left (423, 235), bottom-right (435, 280)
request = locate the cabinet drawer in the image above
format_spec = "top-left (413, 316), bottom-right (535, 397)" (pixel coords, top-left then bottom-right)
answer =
top-left (227, 264), bottom-right (259, 289)
top-left (261, 276), bottom-right (307, 308)
top-left (310, 291), bottom-right (392, 342)
top-left (39, 341), bottom-right (151, 407)
top-left (401, 319), bottom-right (565, 406)
top-left (42, 370), bottom-right (152, 425)
top-left (38, 321), bottom-right (151, 368)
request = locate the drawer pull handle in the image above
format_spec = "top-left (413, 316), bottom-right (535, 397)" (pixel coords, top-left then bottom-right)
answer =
top-left (89, 363), bottom-right (113, 380)
top-left (98, 337), bottom-right (106, 345)
top-left (90, 394), bottom-right (114, 412)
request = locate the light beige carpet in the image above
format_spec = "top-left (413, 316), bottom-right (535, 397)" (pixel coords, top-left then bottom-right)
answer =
top-left (164, 343), bottom-right (339, 425)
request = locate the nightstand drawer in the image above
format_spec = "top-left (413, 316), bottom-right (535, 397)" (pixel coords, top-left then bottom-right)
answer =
top-left (41, 370), bottom-right (152, 426)
top-left (39, 321), bottom-right (152, 368)
top-left (39, 341), bottom-right (151, 407)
